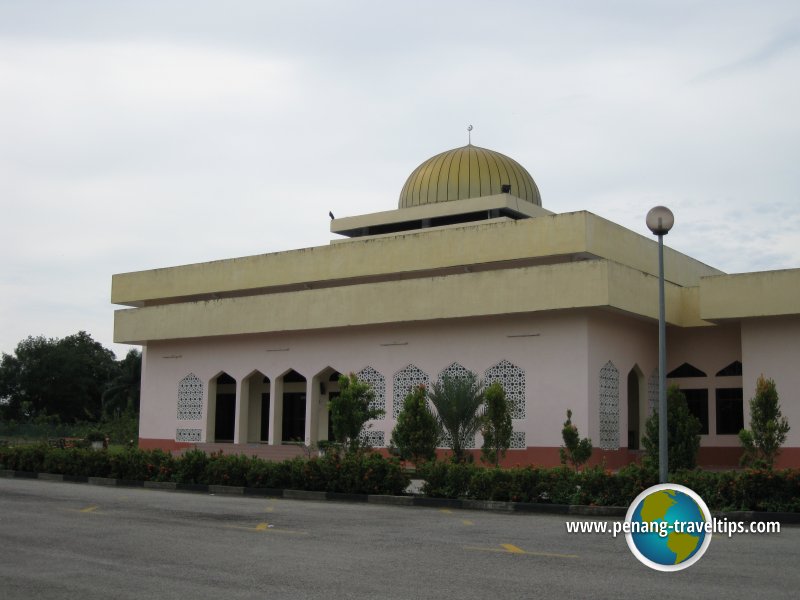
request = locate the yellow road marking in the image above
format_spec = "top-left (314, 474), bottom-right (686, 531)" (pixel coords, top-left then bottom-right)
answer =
top-left (79, 505), bottom-right (99, 513)
top-left (226, 523), bottom-right (307, 536)
top-left (265, 507), bottom-right (274, 513)
top-left (462, 519), bottom-right (474, 526)
top-left (464, 544), bottom-right (578, 559)
top-left (439, 509), bottom-right (452, 514)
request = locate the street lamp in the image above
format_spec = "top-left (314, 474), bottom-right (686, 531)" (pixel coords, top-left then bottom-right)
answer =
top-left (646, 206), bottom-right (674, 484)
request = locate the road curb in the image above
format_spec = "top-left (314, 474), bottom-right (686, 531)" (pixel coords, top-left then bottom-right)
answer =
top-left (144, 481), bottom-right (177, 491)
top-left (283, 489), bottom-right (327, 501)
top-left (209, 485), bottom-right (245, 495)
top-left (367, 494), bottom-right (414, 506)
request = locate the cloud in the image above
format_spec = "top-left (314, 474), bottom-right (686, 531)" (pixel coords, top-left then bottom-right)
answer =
top-left (692, 27), bottom-right (800, 83)
top-left (0, 1), bottom-right (799, 357)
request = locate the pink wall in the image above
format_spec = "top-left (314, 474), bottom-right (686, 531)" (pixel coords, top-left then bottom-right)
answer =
top-left (742, 317), bottom-right (800, 448)
top-left (587, 310), bottom-right (657, 450)
top-left (668, 323), bottom-right (743, 447)
top-left (137, 310), bottom-right (798, 468)
top-left (139, 312), bottom-right (590, 449)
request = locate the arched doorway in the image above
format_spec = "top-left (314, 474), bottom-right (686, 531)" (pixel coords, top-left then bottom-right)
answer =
top-left (627, 366), bottom-right (644, 450)
top-left (242, 371), bottom-right (270, 443)
top-left (214, 372), bottom-right (236, 443)
top-left (281, 370), bottom-right (306, 443)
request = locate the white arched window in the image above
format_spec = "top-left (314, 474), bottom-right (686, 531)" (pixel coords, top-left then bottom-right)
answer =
top-left (599, 361), bottom-right (620, 450)
top-left (177, 373), bottom-right (203, 420)
top-left (357, 366), bottom-right (386, 416)
top-left (392, 364), bottom-right (429, 419)
top-left (484, 360), bottom-right (526, 420)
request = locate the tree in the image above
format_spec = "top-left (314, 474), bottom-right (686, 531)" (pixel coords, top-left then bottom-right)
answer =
top-left (102, 349), bottom-right (142, 417)
top-left (328, 373), bottom-right (384, 454)
top-left (480, 382), bottom-right (512, 466)
top-left (0, 331), bottom-right (117, 423)
top-left (559, 409), bottom-right (593, 470)
top-left (642, 385), bottom-right (701, 472)
top-left (739, 375), bottom-right (790, 469)
top-left (390, 385), bottom-right (440, 466)
top-left (427, 372), bottom-right (485, 463)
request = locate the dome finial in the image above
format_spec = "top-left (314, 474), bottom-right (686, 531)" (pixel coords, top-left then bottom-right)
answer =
top-left (467, 124), bottom-right (473, 145)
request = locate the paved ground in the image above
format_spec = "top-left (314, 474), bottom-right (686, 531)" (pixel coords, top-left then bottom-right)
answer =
top-left (1, 478), bottom-right (798, 599)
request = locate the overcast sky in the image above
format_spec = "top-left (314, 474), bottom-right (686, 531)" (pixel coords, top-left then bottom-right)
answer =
top-left (1, 0), bottom-right (799, 359)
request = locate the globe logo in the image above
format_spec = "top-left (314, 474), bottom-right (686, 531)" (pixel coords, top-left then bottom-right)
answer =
top-left (625, 483), bottom-right (713, 571)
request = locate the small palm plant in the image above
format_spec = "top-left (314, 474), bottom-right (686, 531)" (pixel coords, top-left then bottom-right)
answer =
top-left (427, 372), bottom-right (485, 463)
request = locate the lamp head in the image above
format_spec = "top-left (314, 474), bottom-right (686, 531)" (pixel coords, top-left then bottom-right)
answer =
top-left (646, 206), bottom-right (674, 236)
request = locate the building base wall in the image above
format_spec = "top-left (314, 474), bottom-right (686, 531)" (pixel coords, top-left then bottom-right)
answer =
top-left (137, 438), bottom-right (799, 469)
top-left (139, 438), bottom-right (194, 452)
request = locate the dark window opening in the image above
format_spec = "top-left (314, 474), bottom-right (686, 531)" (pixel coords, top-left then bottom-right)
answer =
top-left (214, 393), bottom-right (236, 442)
top-left (682, 388), bottom-right (709, 435)
top-left (283, 369), bottom-right (306, 383)
top-left (260, 393), bottom-right (270, 442)
top-left (282, 392), bottom-right (306, 442)
top-left (715, 361), bottom-right (743, 377)
top-left (627, 369), bottom-right (640, 450)
top-left (716, 388), bottom-right (744, 435)
top-left (667, 363), bottom-right (707, 378)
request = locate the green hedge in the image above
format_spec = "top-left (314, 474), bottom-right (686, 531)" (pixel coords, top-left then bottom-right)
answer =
top-left (0, 445), bottom-right (409, 495)
top-left (3, 444), bottom-right (798, 511)
top-left (418, 462), bottom-right (800, 512)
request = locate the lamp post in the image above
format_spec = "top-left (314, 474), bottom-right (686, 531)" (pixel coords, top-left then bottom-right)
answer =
top-left (646, 206), bottom-right (674, 484)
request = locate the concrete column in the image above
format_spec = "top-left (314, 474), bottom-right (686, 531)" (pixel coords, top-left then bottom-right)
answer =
top-left (205, 378), bottom-right (217, 443)
top-left (268, 377), bottom-right (283, 445)
top-left (304, 377), bottom-right (320, 446)
top-left (234, 377), bottom-right (249, 444)
top-left (248, 379), bottom-right (264, 443)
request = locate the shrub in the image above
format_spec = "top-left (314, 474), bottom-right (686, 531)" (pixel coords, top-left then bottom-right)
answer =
top-left (613, 463), bottom-right (658, 505)
top-left (740, 375), bottom-right (790, 469)
top-left (390, 385), bottom-right (439, 466)
top-left (329, 374), bottom-right (384, 454)
top-left (307, 452), bottom-right (409, 495)
top-left (642, 385), bottom-right (701, 472)
top-left (559, 409), bottom-right (592, 470)
top-left (418, 461), bottom-right (475, 498)
top-left (2, 444), bottom-right (48, 472)
top-left (351, 452), bottom-right (409, 495)
top-left (109, 448), bottom-right (174, 481)
top-left (506, 466), bottom-right (545, 503)
top-left (2, 444), bottom-right (797, 512)
top-left (470, 467), bottom-right (513, 501)
top-left (203, 453), bottom-right (253, 486)
top-left (481, 383), bottom-right (512, 467)
top-left (246, 458), bottom-right (292, 489)
top-left (173, 449), bottom-right (210, 484)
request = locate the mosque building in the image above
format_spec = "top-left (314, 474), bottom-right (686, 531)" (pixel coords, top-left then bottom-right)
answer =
top-left (112, 143), bottom-right (800, 467)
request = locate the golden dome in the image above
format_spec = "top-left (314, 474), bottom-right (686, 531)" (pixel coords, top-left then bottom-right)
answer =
top-left (398, 144), bottom-right (541, 209)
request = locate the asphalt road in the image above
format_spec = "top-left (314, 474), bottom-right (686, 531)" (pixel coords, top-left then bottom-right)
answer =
top-left (1, 478), bottom-right (798, 600)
